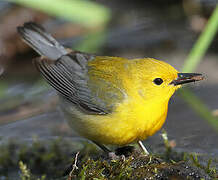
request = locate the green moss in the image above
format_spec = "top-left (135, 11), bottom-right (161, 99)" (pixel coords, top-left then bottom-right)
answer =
top-left (189, 153), bottom-right (217, 179)
top-left (0, 139), bottom-right (216, 179)
top-left (68, 150), bottom-right (213, 179)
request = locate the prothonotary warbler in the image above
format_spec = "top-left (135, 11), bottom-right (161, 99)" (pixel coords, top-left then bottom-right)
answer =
top-left (17, 22), bottom-right (204, 155)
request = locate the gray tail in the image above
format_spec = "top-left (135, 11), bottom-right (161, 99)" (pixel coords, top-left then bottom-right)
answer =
top-left (17, 22), bottom-right (68, 60)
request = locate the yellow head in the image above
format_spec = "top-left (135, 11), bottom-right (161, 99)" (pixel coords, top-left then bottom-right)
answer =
top-left (123, 58), bottom-right (202, 104)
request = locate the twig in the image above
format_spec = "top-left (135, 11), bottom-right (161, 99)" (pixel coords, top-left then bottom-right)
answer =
top-left (68, 151), bottom-right (80, 180)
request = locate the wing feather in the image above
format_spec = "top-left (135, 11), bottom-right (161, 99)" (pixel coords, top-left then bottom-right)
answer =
top-left (18, 22), bottom-right (126, 115)
top-left (34, 52), bottom-right (110, 114)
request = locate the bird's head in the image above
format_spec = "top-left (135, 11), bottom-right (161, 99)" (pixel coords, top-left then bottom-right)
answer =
top-left (129, 58), bottom-right (204, 103)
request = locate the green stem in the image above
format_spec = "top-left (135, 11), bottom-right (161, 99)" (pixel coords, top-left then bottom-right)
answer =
top-left (182, 5), bottom-right (218, 72)
top-left (181, 6), bottom-right (218, 131)
top-left (9, 0), bottom-right (111, 28)
top-left (179, 88), bottom-right (218, 131)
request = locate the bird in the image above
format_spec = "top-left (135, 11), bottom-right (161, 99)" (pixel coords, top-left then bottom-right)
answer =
top-left (17, 22), bottom-right (203, 155)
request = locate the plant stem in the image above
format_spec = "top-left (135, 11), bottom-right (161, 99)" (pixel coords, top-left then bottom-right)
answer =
top-left (182, 5), bottom-right (218, 72)
top-left (9, 0), bottom-right (111, 28)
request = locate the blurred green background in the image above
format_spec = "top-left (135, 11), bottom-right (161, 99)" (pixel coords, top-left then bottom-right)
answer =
top-left (0, 0), bottom-right (217, 175)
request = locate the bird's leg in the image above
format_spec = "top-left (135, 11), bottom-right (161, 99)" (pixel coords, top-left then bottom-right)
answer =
top-left (92, 141), bottom-right (111, 153)
top-left (137, 140), bottom-right (149, 155)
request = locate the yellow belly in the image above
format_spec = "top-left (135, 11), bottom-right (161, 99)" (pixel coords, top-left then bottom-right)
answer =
top-left (62, 97), bottom-right (169, 146)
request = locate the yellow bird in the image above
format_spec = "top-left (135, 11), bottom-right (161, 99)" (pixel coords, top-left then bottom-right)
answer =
top-left (17, 22), bottom-right (203, 155)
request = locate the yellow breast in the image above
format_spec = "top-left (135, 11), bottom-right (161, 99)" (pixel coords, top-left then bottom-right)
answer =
top-left (63, 94), bottom-right (169, 146)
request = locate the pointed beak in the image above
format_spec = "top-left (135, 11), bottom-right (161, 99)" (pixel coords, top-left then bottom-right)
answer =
top-left (170, 73), bottom-right (204, 86)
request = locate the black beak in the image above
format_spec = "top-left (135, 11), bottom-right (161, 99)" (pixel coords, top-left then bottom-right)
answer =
top-left (170, 73), bottom-right (204, 86)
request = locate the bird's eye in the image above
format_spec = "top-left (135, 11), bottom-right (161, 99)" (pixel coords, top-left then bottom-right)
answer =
top-left (153, 78), bottom-right (163, 85)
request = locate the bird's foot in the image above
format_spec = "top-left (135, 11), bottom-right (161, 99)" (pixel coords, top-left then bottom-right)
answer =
top-left (108, 145), bottom-right (135, 160)
top-left (108, 152), bottom-right (122, 160)
top-left (115, 146), bottom-right (135, 157)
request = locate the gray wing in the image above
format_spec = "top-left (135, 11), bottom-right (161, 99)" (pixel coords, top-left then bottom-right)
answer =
top-left (18, 22), bottom-right (109, 114)
top-left (34, 52), bottom-right (109, 114)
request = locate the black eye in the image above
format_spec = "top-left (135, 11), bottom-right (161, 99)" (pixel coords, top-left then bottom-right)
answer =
top-left (153, 78), bottom-right (163, 85)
